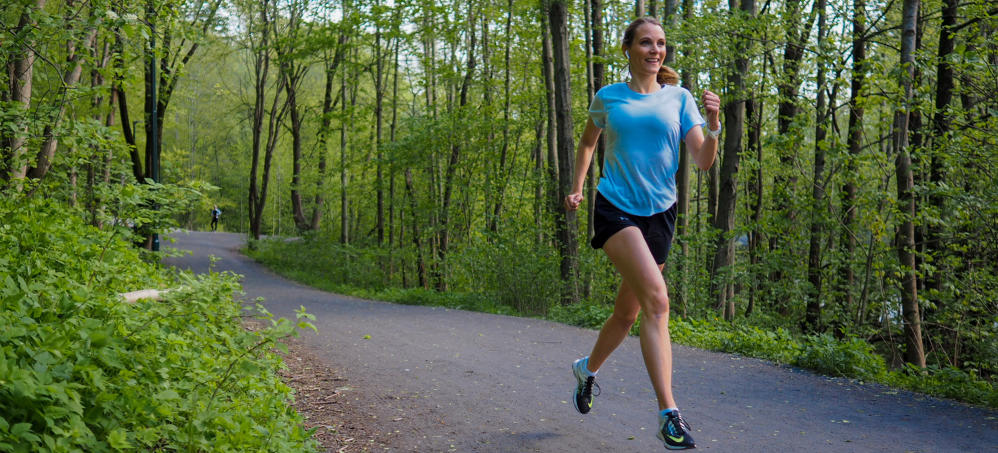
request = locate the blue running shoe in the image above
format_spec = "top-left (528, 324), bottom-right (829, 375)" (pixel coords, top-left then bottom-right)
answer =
top-left (657, 410), bottom-right (696, 450)
top-left (571, 358), bottom-right (600, 414)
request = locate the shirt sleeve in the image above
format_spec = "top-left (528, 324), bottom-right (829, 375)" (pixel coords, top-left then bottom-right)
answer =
top-left (679, 89), bottom-right (706, 140)
top-left (588, 92), bottom-right (607, 129)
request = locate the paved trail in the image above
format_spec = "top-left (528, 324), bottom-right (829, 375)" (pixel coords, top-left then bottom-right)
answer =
top-left (165, 231), bottom-right (997, 452)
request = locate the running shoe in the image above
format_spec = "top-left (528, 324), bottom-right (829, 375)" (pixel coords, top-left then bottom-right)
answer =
top-left (571, 357), bottom-right (600, 414)
top-left (657, 409), bottom-right (696, 450)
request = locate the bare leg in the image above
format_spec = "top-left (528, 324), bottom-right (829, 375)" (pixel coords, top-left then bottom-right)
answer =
top-left (587, 264), bottom-right (665, 374)
top-left (601, 227), bottom-right (676, 410)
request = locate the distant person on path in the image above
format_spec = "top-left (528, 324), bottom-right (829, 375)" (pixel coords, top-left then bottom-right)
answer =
top-left (564, 16), bottom-right (720, 450)
top-left (210, 205), bottom-right (221, 231)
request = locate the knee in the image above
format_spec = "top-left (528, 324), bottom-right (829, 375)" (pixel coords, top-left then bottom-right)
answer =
top-left (611, 308), bottom-right (639, 328)
top-left (640, 288), bottom-right (671, 323)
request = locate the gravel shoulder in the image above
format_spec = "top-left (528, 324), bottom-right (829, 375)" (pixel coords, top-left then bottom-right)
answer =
top-left (164, 231), bottom-right (998, 453)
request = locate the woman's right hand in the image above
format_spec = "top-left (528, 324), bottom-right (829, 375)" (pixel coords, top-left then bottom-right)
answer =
top-left (564, 192), bottom-right (584, 211)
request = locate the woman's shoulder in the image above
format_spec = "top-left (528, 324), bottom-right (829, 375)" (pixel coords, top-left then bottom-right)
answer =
top-left (596, 82), bottom-right (628, 97)
top-left (656, 84), bottom-right (693, 97)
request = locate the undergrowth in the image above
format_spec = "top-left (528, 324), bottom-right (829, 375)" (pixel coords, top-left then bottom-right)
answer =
top-left (0, 197), bottom-right (317, 451)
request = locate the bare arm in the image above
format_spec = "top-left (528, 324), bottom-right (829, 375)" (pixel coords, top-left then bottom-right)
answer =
top-left (684, 90), bottom-right (722, 171)
top-left (565, 118), bottom-right (603, 211)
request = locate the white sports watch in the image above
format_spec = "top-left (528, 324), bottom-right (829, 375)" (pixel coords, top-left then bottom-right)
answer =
top-left (705, 123), bottom-right (722, 138)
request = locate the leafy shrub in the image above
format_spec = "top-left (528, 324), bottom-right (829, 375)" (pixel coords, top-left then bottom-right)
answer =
top-left (450, 234), bottom-right (561, 315)
top-left (0, 197), bottom-right (317, 452)
top-left (796, 334), bottom-right (888, 380)
top-left (548, 299), bottom-right (616, 331)
top-left (888, 365), bottom-right (997, 407)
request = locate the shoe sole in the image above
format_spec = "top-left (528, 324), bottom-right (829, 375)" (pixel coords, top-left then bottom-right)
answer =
top-left (657, 430), bottom-right (696, 450)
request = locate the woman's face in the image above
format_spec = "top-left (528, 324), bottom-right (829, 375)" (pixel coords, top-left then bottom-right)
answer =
top-left (625, 23), bottom-right (666, 78)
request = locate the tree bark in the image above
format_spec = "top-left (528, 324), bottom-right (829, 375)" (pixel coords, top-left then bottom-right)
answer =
top-left (548, 0), bottom-right (579, 305)
top-left (841, 0), bottom-right (866, 321)
top-left (712, 0), bottom-right (754, 320)
top-left (541, 15), bottom-right (559, 240)
top-left (283, 1), bottom-right (310, 232)
top-left (26, 2), bottom-right (98, 184)
top-left (435, 1), bottom-right (476, 291)
top-left (3, 0), bottom-right (45, 183)
top-left (892, 0), bottom-right (926, 368)
top-left (924, 0), bottom-right (958, 299)
top-left (804, 0), bottom-right (828, 333)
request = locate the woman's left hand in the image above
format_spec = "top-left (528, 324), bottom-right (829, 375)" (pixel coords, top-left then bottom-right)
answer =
top-left (702, 90), bottom-right (721, 129)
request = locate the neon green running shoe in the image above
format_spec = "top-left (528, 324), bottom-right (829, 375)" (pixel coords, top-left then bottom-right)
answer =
top-left (571, 357), bottom-right (600, 414)
top-left (657, 410), bottom-right (696, 450)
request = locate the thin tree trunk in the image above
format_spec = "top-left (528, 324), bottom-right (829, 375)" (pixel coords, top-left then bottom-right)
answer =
top-left (804, 0), bottom-right (828, 333)
top-left (924, 0), bottom-right (958, 299)
top-left (3, 0), bottom-right (45, 183)
top-left (675, 0), bottom-right (693, 316)
top-left (548, 0), bottom-right (579, 305)
top-left (435, 4), bottom-right (476, 291)
top-left (26, 5), bottom-right (98, 184)
top-left (712, 0), bottom-right (754, 320)
top-left (374, 0), bottom-right (386, 245)
top-left (405, 169), bottom-right (428, 288)
top-left (340, 50), bottom-right (349, 244)
top-left (841, 0), bottom-right (866, 319)
top-left (769, 0), bottom-right (817, 294)
top-left (542, 16), bottom-right (559, 240)
top-left (892, 0), bottom-right (926, 368)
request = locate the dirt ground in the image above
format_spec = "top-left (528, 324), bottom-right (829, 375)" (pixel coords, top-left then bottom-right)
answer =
top-left (277, 334), bottom-right (393, 453)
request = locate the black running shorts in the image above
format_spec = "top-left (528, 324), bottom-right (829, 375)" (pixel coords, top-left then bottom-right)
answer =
top-left (590, 192), bottom-right (678, 265)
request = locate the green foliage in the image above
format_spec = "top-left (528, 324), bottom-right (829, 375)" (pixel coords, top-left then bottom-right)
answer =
top-left (0, 198), bottom-right (317, 452)
top-left (449, 230), bottom-right (561, 315)
top-left (246, 237), bottom-right (520, 316)
top-left (888, 365), bottom-right (998, 408)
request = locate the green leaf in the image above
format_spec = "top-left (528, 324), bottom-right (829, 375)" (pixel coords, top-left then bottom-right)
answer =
top-left (108, 428), bottom-right (131, 450)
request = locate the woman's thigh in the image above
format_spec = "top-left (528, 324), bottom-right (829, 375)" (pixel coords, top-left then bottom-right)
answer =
top-left (602, 227), bottom-right (668, 312)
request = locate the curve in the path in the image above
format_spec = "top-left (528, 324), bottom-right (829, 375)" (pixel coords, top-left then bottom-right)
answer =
top-left (164, 231), bottom-right (997, 453)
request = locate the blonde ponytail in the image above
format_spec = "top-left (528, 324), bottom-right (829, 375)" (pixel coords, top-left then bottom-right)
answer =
top-left (658, 65), bottom-right (679, 86)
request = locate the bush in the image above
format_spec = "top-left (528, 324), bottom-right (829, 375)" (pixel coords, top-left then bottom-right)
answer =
top-left (0, 197), bottom-right (316, 452)
top-left (796, 334), bottom-right (888, 380)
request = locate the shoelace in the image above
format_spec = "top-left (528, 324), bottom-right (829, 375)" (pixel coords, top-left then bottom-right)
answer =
top-left (583, 376), bottom-right (601, 398)
top-left (668, 412), bottom-right (692, 435)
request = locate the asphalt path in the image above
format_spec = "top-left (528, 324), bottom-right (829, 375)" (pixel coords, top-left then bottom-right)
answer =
top-left (164, 231), bottom-right (997, 452)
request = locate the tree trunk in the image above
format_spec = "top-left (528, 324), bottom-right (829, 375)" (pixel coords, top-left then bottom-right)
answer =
top-left (712, 0), bottom-right (754, 320)
top-left (374, 1), bottom-right (386, 245)
top-left (247, 0), bottom-right (287, 241)
top-left (435, 4), bottom-right (476, 291)
top-left (892, 0), bottom-right (926, 368)
top-left (3, 0), bottom-right (45, 183)
top-left (924, 0), bottom-right (958, 299)
top-left (405, 169), bottom-right (428, 288)
top-left (26, 4), bottom-right (98, 184)
top-left (548, 0), bottom-right (579, 305)
top-left (804, 0), bottom-right (828, 333)
top-left (542, 15), bottom-right (559, 240)
top-left (340, 47), bottom-right (349, 245)
top-left (841, 0), bottom-right (866, 321)
top-left (674, 0), bottom-right (693, 316)
top-left (769, 0), bottom-right (817, 294)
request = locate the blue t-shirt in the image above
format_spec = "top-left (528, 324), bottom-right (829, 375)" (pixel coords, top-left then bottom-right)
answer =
top-left (589, 83), bottom-right (705, 216)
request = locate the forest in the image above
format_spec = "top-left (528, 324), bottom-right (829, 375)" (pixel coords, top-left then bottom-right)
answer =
top-left (3, 0), bottom-right (996, 406)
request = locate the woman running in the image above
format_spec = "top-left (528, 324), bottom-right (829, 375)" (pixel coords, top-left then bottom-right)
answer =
top-left (565, 16), bottom-right (720, 451)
